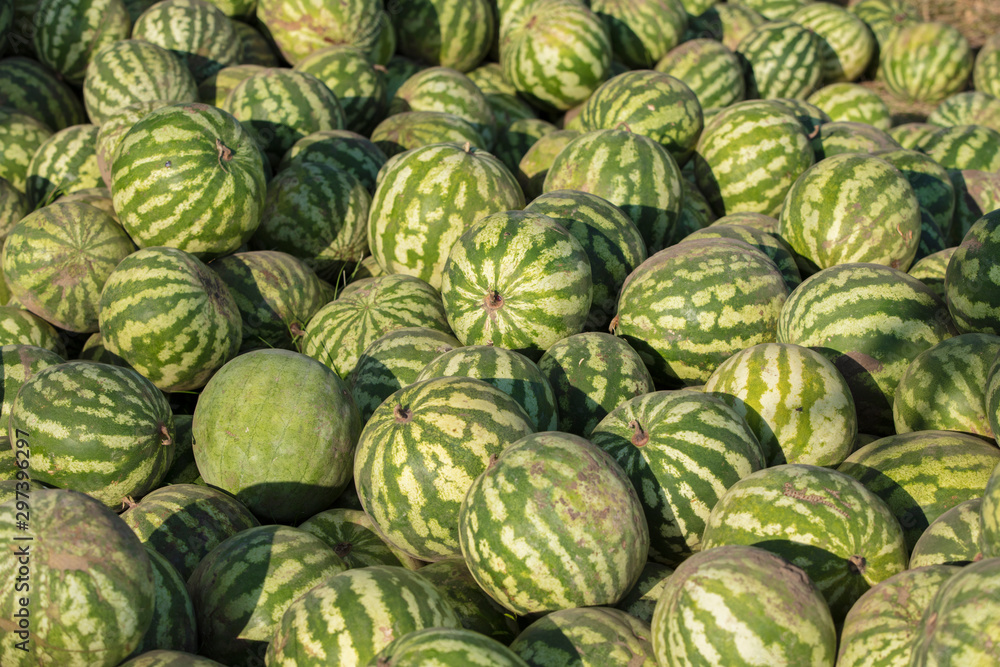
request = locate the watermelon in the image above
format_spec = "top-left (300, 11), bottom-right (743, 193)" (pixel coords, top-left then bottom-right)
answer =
top-left (614, 561), bottom-right (673, 624)
top-left (654, 38), bottom-right (745, 112)
top-left (132, 0), bottom-right (241, 82)
top-left (370, 110), bottom-right (487, 157)
top-left (949, 169), bottom-right (1000, 245)
top-left (590, 0), bottom-right (687, 70)
top-left (94, 100), bottom-right (168, 189)
top-left (297, 508), bottom-right (421, 569)
top-left (0, 489), bottom-right (155, 667)
top-left (879, 22), bottom-right (973, 104)
top-left (389, 66), bottom-right (497, 150)
top-left (440, 210), bottom-right (592, 360)
top-left (1, 201), bottom-right (134, 333)
top-left (492, 118), bottom-right (556, 177)
top-left (0, 108), bottom-right (51, 194)
top-left (909, 247), bottom-right (956, 299)
top-left (278, 129), bottom-right (386, 194)
top-left (736, 20), bottom-right (823, 100)
top-left (26, 123), bottom-right (102, 206)
top-left (0, 56), bottom-right (87, 131)
top-left (232, 20), bottom-right (280, 67)
top-left (686, 3), bottom-right (764, 51)
top-left (789, 2), bottom-right (875, 83)
top-left (849, 0), bottom-right (918, 50)
top-left (808, 121), bottom-right (900, 162)
top-left (613, 238), bottom-right (788, 387)
top-left (590, 389), bottom-right (766, 566)
top-left (128, 546), bottom-right (197, 657)
top-left (188, 524), bottom-right (348, 666)
top-left (806, 82), bottom-right (892, 130)
top-left (836, 564), bottom-right (961, 667)
top-left (893, 333), bottom-right (1000, 437)
top-left (295, 45), bottom-right (388, 136)
top-left (888, 121), bottom-right (940, 151)
top-left (0, 305), bottom-right (67, 355)
top-left (33, 0), bottom-right (131, 85)
top-left (680, 223), bottom-right (800, 290)
top-left (516, 129), bottom-right (579, 201)
top-left (946, 210), bottom-right (1000, 335)
top-left (254, 0), bottom-right (387, 65)
top-left (910, 498), bottom-right (984, 568)
top-left (120, 483), bottom-right (259, 580)
top-left (510, 607), bottom-right (656, 667)
top-left (701, 463), bottom-right (909, 622)
top-left (777, 262), bottom-right (958, 436)
top-left (265, 565), bottom-right (462, 667)
top-left (979, 460), bottom-right (1000, 557)
top-left (926, 124), bottom-right (1000, 172)
top-left (391, 0), bottom-right (494, 73)
top-left (197, 63), bottom-right (264, 107)
top-left (929, 91), bottom-right (1000, 132)
top-left (872, 148), bottom-right (955, 234)
top-left (974, 33), bottom-right (1000, 99)
top-left (372, 627), bottom-right (528, 667)
top-left (0, 344), bottom-right (63, 427)
top-left (383, 55), bottom-right (424, 99)
top-left (651, 545), bottom-right (836, 667)
top-left (82, 40), bottom-right (198, 125)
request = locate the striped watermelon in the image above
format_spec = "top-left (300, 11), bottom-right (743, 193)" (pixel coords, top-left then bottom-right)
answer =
top-left (350, 326), bottom-right (461, 422)
top-left (1, 201), bottom-right (134, 333)
top-left (806, 82), bottom-right (892, 130)
top-left (893, 333), bottom-right (1000, 437)
top-left (808, 121), bottom-right (901, 161)
top-left (26, 123), bottom-right (101, 206)
top-left (111, 102), bottom-right (267, 258)
top-left (704, 342), bottom-right (857, 467)
top-left (543, 128), bottom-right (684, 253)
top-left (373, 627), bottom-right (528, 667)
top-left (778, 154), bottom-right (921, 273)
top-left (384, 55), bottom-right (424, 99)
top-left (836, 564), bottom-right (961, 667)
top-left (301, 274), bottom-right (450, 379)
top-left (10, 361), bottom-right (175, 509)
top-left (910, 499), bottom-right (984, 568)
top-left (94, 100), bottom-right (168, 189)
top-left (0, 489), bottom-right (155, 667)
top-left (692, 100), bottom-right (814, 217)
top-left (492, 118), bottom-right (556, 177)
top-left (265, 565), bottom-right (462, 667)
top-left (193, 348), bottom-right (363, 524)
top-left (187, 525), bottom-right (348, 667)
top-left (736, 0), bottom-right (808, 17)
top-left (297, 508), bottom-right (420, 569)
top-left (354, 376), bottom-right (534, 561)
top-left (590, 0), bottom-right (687, 69)
top-left (510, 607), bottom-right (655, 666)
top-left (370, 111), bottom-right (486, 157)
top-left (459, 431), bottom-right (648, 614)
top-left (0, 56), bottom-right (87, 131)
top-left (410, 558), bottom-right (521, 644)
top-left (950, 169), bottom-right (1000, 245)
top-left (254, 0), bottom-right (387, 65)
top-left (537, 332), bottom-right (653, 437)
top-left (367, 142), bottom-right (523, 290)
top-left (440, 210), bottom-right (592, 360)
top-left (33, 0), bottom-right (131, 85)
top-left (232, 20), bottom-right (279, 66)
top-left (838, 430), bottom-right (1000, 551)
top-left (774, 96), bottom-right (832, 136)
top-left (879, 22), bottom-right (973, 104)
top-left (654, 38), bottom-right (745, 111)
top-left (777, 263), bottom-right (957, 436)
top-left (0, 344), bottom-right (63, 426)
top-left (909, 247), bottom-right (956, 299)
top-left (499, 0), bottom-right (611, 113)
top-left (471, 64), bottom-right (539, 130)
top-left (82, 40), bottom-right (198, 126)
top-left (888, 121), bottom-right (940, 151)
top-left (929, 91), bottom-right (1000, 132)
top-left (701, 463), bottom-right (908, 622)
top-left (0, 305), bottom-right (67, 355)
top-left (590, 389), bottom-right (766, 566)
top-left (946, 210), bottom-right (1000, 335)
top-left (849, 0), bottom-right (918, 50)
top-left (278, 129), bottom-right (386, 194)
top-left (98, 246), bottom-right (242, 392)
top-left (577, 70), bottom-right (703, 167)
top-left (120, 483), bottom-right (259, 580)
top-left (615, 561), bottom-right (673, 624)
top-left (209, 250), bottom-right (327, 352)
top-left (872, 148), bottom-right (955, 234)
top-left (927, 124), bottom-right (1000, 172)
top-left (128, 546), bottom-right (197, 657)
top-left (975, 34), bottom-right (1000, 99)
top-left (680, 223), bottom-right (801, 290)
top-left (685, 3), bottom-right (764, 51)
top-left (613, 238), bottom-right (789, 387)
top-left (415, 344), bottom-right (558, 432)
top-left (0, 108), bottom-right (51, 194)
top-left (295, 45), bottom-right (388, 136)
top-left (389, 66), bottom-right (497, 150)
top-left (651, 545), bottom-right (836, 667)
top-left (982, 461), bottom-right (1000, 558)
top-left (197, 63), bottom-right (263, 107)
top-left (251, 161), bottom-right (370, 279)
top-left (789, 3), bottom-right (875, 83)
top-left (132, 0), bottom-right (241, 82)
top-left (910, 558), bottom-right (1000, 665)
top-left (392, 0), bottom-right (493, 73)
top-left (736, 20), bottom-right (823, 100)
top-left (517, 129), bottom-right (579, 201)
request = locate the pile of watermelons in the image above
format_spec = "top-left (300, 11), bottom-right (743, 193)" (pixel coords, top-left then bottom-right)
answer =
top-left (1, 0), bottom-right (1000, 664)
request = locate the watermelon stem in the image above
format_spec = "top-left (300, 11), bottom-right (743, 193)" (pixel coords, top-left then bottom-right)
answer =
top-left (394, 404), bottom-right (413, 423)
top-left (484, 290), bottom-right (504, 312)
top-left (848, 554), bottom-right (867, 575)
top-left (628, 420), bottom-right (649, 447)
top-left (159, 423), bottom-right (172, 447)
top-left (216, 138), bottom-right (233, 172)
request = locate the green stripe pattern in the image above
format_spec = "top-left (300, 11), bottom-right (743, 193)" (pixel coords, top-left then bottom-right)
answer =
top-left (807, 82), bottom-right (892, 129)
top-left (872, 148), bottom-right (955, 233)
top-left (0, 108), bottom-right (51, 193)
top-left (493, 118), bottom-right (556, 177)
top-left (98, 246), bottom-right (243, 391)
top-left (974, 34), bottom-right (1000, 98)
top-left (651, 545), bottom-right (836, 667)
top-left (779, 154), bottom-right (921, 273)
top-left (33, 0), bottom-right (131, 85)
top-left (130, 546), bottom-right (197, 657)
top-left (777, 263), bottom-right (957, 436)
top-left (701, 463), bottom-right (908, 622)
top-left (132, 0), bottom-right (240, 82)
top-left (849, 0), bottom-right (918, 49)
top-left (415, 344), bottom-right (559, 431)
top-left (692, 100), bottom-right (814, 217)
top-left (517, 129), bottom-right (580, 201)
top-left (371, 110), bottom-right (486, 158)
top-left (255, 0), bottom-right (386, 65)
top-left (0, 56), bottom-right (87, 131)
top-left (187, 525), bottom-right (348, 667)
top-left (590, 390), bottom-right (766, 566)
top-left (440, 210), bottom-right (593, 360)
top-left (295, 45), bottom-right (388, 136)
top-left (838, 430), bottom-right (1000, 551)
top-left (458, 431), bottom-right (649, 614)
top-left (26, 124), bottom-right (102, 206)
top-left (278, 129), bottom-right (387, 194)
top-left (0, 305), bottom-right (66, 356)
top-left (736, 20), bottom-right (823, 99)
top-left (0, 343), bottom-right (63, 426)
top-left (946, 210), bottom-right (1000, 335)
top-left (614, 238), bottom-right (789, 387)
top-left (591, 0), bottom-right (686, 69)
top-left (836, 564), bottom-right (960, 667)
top-left (354, 376), bottom-right (534, 561)
top-left (615, 561), bottom-right (673, 624)
top-left (297, 508), bottom-right (415, 569)
top-left (681, 223), bottom-right (801, 290)
top-left (685, 3), bottom-right (765, 51)
top-left (888, 121), bottom-right (940, 151)
top-left (982, 463), bottom-right (1000, 557)
top-left (926, 124), bottom-right (1000, 172)
top-left (2, 201), bottom-right (134, 332)
top-left (950, 169), bottom-right (1000, 245)
top-left (83, 39), bottom-right (198, 126)
top-left (95, 100), bottom-right (169, 189)
top-left (893, 333), bottom-right (1000, 437)
top-left (301, 273), bottom-right (450, 379)
top-left (879, 22), bottom-right (973, 104)
top-left (499, 0), bottom-right (611, 113)
top-left (510, 607), bottom-right (656, 666)
top-left (0, 489), bottom-right (155, 667)
top-left (654, 38), bottom-right (746, 111)
top-left (367, 142), bottom-right (524, 290)
top-left (10, 361), bottom-right (175, 509)
top-left (790, 3), bottom-right (875, 82)
top-left (910, 499), bottom-right (984, 568)
top-left (909, 248), bottom-right (953, 299)
top-left (543, 128), bottom-right (683, 253)
top-left (809, 121), bottom-right (900, 161)
top-left (120, 483), bottom-right (260, 581)
top-left (929, 91), bottom-right (1000, 132)
top-left (392, 0), bottom-right (494, 73)
top-left (375, 627), bottom-right (529, 667)
top-left (390, 66), bottom-right (497, 150)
